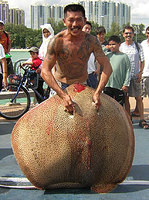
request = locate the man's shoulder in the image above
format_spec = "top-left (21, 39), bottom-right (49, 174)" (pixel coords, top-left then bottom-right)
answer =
top-left (120, 42), bottom-right (125, 46)
top-left (52, 31), bottom-right (66, 45)
top-left (86, 33), bottom-right (97, 40)
top-left (119, 42), bottom-right (126, 50)
top-left (141, 39), bottom-right (148, 45)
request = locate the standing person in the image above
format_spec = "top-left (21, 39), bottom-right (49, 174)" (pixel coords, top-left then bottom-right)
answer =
top-left (141, 26), bottom-right (149, 98)
top-left (120, 25), bottom-right (149, 129)
top-left (39, 24), bottom-right (54, 61)
top-left (0, 43), bottom-right (7, 91)
top-left (41, 4), bottom-right (112, 113)
top-left (22, 47), bottom-right (44, 104)
top-left (39, 24), bottom-right (54, 97)
top-left (82, 21), bottom-right (100, 89)
top-left (104, 35), bottom-right (131, 107)
top-left (0, 20), bottom-right (14, 75)
top-left (132, 26), bottom-right (149, 117)
top-left (96, 26), bottom-right (110, 81)
top-left (96, 26), bottom-right (109, 52)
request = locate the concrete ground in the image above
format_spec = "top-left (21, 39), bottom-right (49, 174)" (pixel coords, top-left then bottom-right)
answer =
top-left (0, 97), bottom-right (149, 200)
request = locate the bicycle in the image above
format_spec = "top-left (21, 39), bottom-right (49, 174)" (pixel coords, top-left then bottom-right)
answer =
top-left (0, 63), bottom-right (50, 120)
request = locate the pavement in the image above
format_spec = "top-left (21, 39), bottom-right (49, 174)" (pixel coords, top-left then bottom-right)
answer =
top-left (0, 97), bottom-right (149, 200)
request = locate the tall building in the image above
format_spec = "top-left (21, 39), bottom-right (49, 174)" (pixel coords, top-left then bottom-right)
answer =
top-left (0, 0), bottom-right (9, 23)
top-left (9, 8), bottom-right (25, 25)
top-left (31, 4), bottom-right (64, 29)
top-left (79, 0), bottom-right (130, 31)
top-left (31, 0), bottom-right (131, 31)
top-left (0, 0), bottom-right (25, 25)
top-left (31, 4), bottom-right (52, 30)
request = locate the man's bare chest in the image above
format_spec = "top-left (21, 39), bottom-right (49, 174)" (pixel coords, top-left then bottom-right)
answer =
top-left (57, 41), bottom-right (90, 61)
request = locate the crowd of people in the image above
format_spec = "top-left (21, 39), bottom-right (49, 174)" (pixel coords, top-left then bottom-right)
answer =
top-left (0, 3), bottom-right (149, 129)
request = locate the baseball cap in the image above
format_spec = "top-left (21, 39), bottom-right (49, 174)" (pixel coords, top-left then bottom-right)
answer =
top-left (28, 47), bottom-right (39, 53)
top-left (0, 20), bottom-right (4, 25)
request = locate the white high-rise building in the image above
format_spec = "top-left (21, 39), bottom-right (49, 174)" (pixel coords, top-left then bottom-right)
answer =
top-left (0, 0), bottom-right (25, 25)
top-left (31, 4), bottom-right (52, 30)
top-left (31, 0), bottom-right (131, 31)
top-left (9, 8), bottom-right (25, 26)
top-left (31, 4), bottom-right (64, 30)
top-left (0, 0), bottom-right (9, 23)
top-left (79, 0), bottom-right (130, 31)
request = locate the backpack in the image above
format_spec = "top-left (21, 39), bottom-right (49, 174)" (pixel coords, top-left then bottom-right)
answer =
top-left (134, 41), bottom-right (140, 53)
top-left (134, 41), bottom-right (141, 60)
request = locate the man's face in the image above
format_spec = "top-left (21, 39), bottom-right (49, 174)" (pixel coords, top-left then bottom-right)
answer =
top-left (63, 11), bottom-right (86, 36)
top-left (108, 40), bottom-right (120, 53)
top-left (145, 29), bottom-right (149, 40)
top-left (30, 52), bottom-right (38, 58)
top-left (82, 24), bottom-right (91, 34)
top-left (97, 32), bottom-right (105, 42)
top-left (43, 28), bottom-right (51, 39)
top-left (123, 29), bottom-right (134, 42)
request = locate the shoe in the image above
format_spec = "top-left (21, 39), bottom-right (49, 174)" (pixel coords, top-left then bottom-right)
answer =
top-left (139, 120), bottom-right (149, 129)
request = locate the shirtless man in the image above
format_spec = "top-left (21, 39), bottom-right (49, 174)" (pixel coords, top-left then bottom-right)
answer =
top-left (41, 4), bottom-right (112, 113)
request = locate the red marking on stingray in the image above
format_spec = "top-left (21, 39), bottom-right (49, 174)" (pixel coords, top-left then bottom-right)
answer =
top-left (73, 83), bottom-right (86, 93)
top-left (86, 137), bottom-right (92, 170)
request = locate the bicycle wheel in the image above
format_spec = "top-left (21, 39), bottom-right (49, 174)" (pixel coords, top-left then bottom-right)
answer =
top-left (0, 84), bottom-right (31, 120)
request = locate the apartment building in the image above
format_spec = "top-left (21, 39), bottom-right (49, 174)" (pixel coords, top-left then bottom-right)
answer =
top-left (31, 0), bottom-right (131, 31)
top-left (9, 8), bottom-right (25, 25)
top-left (0, 0), bottom-right (9, 23)
top-left (0, 0), bottom-right (25, 25)
top-left (31, 4), bottom-right (64, 30)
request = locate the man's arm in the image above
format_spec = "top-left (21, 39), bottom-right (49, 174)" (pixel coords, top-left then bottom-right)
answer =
top-left (121, 56), bottom-right (131, 93)
top-left (93, 38), bottom-right (113, 108)
top-left (41, 39), bottom-right (75, 113)
top-left (137, 44), bottom-right (145, 82)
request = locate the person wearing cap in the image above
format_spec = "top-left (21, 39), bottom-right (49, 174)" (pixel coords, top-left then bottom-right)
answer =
top-left (0, 20), bottom-right (14, 75)
top-left (22, 47), bottom-right (44, 103)
top-left (23, 47), bottom-right (42, 70)
top-left (0, 43), bottom-right (7, 91)
top-left (39, 24), bottom-right (54, 61)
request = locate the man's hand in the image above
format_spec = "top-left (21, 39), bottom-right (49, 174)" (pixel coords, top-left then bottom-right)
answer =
top-left (121, 85), bottom-right (128, 93)
top-left (36, 68), bottom-right (41, 74)
top-left (92, 92), bottom-right (101, 110)
top-left (63, 93), bottom-right (75, 114)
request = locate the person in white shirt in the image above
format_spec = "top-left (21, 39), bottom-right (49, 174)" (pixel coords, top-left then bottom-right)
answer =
top-left (39, 24), bottom-right (54, 61)
top-left (82, 21), bottom-right (100, 89)
top-left (120, 25), bottom-right (149, 129)
top-left (0, 43), bottom-right (7, 91)
top-left (132, 26), bottom-right (149, 120)
top-left (141, 26), bottom-right (149, 97)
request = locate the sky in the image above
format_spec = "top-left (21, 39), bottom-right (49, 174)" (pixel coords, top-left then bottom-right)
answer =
top-left (7, 0), bottom-right (149, 28)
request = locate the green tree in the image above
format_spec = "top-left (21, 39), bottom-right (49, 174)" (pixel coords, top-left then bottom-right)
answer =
top-left (47, 18), bottom-right (65, 34)
top-left (5, 23), bottom-right (42, 49)
top-left (4, 22), bottom-right (147, 49)
top-left (132, 24), bottom-right (146, 43)
top-left (106, 22), bottom-right (122, 40)
top-left (89, 21), bottom-right (99, 36)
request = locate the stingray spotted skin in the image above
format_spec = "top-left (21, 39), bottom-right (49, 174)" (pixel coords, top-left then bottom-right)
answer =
top-left (11, 84), bottom-right (135, 193)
